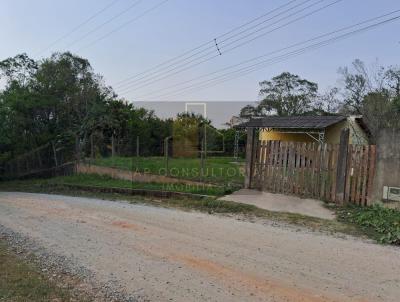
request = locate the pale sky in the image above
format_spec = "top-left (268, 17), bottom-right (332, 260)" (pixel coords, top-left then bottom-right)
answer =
top-left (1, 0), bottom-right (399, 125)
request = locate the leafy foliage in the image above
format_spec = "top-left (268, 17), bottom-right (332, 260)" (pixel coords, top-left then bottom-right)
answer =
top-left (238, 61), bottom-right (400, 144)
top-left (258, 72), bottom-right (318, 116)
top-left (0, 52), bottom-right (173, 161)
top-left (337, 204), bottom-right (400, 245)
top-left (239, 72), bottom-right (323, 118)
top-left (338, 60), bottom-right (400, 141)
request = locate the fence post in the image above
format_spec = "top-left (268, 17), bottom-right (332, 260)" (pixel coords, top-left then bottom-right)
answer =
top-left (51, 142), bottom-right (58, 167)
top-left (75, 135), bottom-right (80, 162)
top-left (111, 133), bottom-right (116, 158)
top-left (244, 127), bottom-right (256, 189)
top-left (164, 136), bottom-right (172, 176)
top-left (335, 128), bottom-right (350, 204)
top-left (90, 133), bottom-right (94, 159)
top-left (200, 138), bottom-right (205, 181)
top-left (136, 136), bottom-right (140, 157)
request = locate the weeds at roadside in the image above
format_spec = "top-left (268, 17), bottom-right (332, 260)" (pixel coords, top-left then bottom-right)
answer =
top-left (0, 174), bottom-right (235, 196)
top-left (0, 240), bottom-right (89, 302)
top-left (336, 204), bottom-right (400, 245)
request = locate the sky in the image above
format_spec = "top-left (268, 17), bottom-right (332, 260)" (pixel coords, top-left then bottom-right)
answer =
top-left (1, 0), bottom-right (399, 126)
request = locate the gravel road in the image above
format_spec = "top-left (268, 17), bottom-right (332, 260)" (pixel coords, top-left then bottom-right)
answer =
top-left (0, 192), bottom-right (399, 302)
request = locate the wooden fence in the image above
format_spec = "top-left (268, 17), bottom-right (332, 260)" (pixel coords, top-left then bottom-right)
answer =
top-left (250, 139), bottom-right (376, 205)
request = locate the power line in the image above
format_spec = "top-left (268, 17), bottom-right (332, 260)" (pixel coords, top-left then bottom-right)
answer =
top-left (214, 0), bottom-right (342, 56)
top-left (65, 0), bottom-right (143, 50)
top-left (159, 15), bottom-right (400, 99)
top-left (134, 11), bottom-right (400, 101)
top-left (117, 0), bottom-right (338, 92)
top-left (115, 0), bottom-right (320, 90)
top-left (77, 0), bottom-right (171, 52)
top-left (137, 0), bottom-right (378, 99)
top-left (35, 0), bottom-right (122, 56)
top-left (216, 0), bottom-right (319, 46)
top-left (118, 0), bottom-right (341, 94)
top-left (116, 0), bottom-right (319, 90)
top-left (113, 0), bottom-right (301, 87)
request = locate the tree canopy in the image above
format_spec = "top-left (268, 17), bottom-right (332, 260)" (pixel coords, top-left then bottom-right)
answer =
top-left (258, 72), bottom-right (318, 116)
top-left (238, 61), bottom-right (400, 142)
top-left (0, 52), bottom-right (172, 161)
top-left (338, 60), bottom-right (400, 140)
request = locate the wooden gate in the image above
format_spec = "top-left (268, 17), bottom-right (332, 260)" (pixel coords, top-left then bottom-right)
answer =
top-left (251, 140), bottom-right (376, 205)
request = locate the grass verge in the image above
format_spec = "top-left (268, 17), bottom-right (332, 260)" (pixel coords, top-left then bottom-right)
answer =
top-left (1, 173), bottom-right (234, 196)
top-left (90, 156), bottom-right (245, 185)
top-left (336, 204), bottom-right (400, 245)
top-left (0, 239), bottom-right (88, 302)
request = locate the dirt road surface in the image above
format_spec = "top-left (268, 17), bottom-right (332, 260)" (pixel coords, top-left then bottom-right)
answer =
top-left (0, 192), bottom-right (399, 302)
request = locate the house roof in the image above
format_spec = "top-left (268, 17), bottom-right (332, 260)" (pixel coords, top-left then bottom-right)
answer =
top-left (237, 115), bottom-right (346, 130)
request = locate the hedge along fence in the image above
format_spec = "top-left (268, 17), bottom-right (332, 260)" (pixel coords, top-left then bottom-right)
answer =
top-left (248, 130), bottom-right (376, 206)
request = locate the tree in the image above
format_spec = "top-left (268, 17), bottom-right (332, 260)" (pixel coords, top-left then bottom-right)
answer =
top-left (239, 104), bottom-right (258, 118)
top-left (338, 60), bottom-right (370, 114)
top-left (336, 60), bottom-right (400, 141)
top-left (0, 53), bottom-right (37, 86)
top-left (258, 72), bottom-right (318, 116)
top-left (315, 87), bottom-right (340, 114)
top-left (362, 92), bottom-right (392, 139)
top-left (0, 52), bottom-right (174, 161)
top-left (385, 67), bottom-right (400, 98)
top-left (33, 52), bottom-right (114, 139)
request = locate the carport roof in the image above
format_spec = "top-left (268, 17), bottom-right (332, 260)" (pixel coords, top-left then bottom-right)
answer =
top-left (238, 115), bottom-right (346, 129)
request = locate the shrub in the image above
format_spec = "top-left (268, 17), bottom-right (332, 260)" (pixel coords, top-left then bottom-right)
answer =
top-left (337, 204), bottom-right (400, 245)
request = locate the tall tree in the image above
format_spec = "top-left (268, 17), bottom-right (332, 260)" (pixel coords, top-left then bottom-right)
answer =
top-left (258, 72), bottom-right (318, 116)
top-left (0, 53), bottom-right (37, 86)
top-left (0, 52), bottom-right (174, 161)
top-left (337, 59), bottom-right (400, 141)
top-left (385, 67), bottom-right (400, 98)
top-left (239, 104), bottom-right (258, 118)
top-left (338, 60), bottom-right (371, 114)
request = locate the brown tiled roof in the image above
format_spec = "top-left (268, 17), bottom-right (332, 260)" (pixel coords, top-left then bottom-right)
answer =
top-left (238, 115), bottom-right (346, 129)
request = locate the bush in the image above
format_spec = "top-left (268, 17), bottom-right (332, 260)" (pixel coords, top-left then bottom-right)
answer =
top-left (337, 204), bottom-right (400, 245)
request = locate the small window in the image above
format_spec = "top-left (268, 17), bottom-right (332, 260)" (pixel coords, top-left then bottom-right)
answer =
top-left (389, 188), bottom-right (400, 195)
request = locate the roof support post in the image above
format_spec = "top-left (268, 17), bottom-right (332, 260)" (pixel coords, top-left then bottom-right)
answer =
top-left (244, 127), bottom-right (256, 189)
top-left (318, 131), bottom-right (325, 143)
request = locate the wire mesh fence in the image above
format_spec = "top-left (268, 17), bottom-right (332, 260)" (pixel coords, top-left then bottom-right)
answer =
top-left (80, 129), bottom-right (246, 189)
top-left (0, 124), bottom-right (247, 195)
top-left (1, 140), bottom-right (76, 180)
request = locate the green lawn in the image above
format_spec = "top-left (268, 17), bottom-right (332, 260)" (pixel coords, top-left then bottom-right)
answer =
top-left (90, 156), bottom-right (245, 185)
top-left (0, 173), bottom-right (231, 196)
